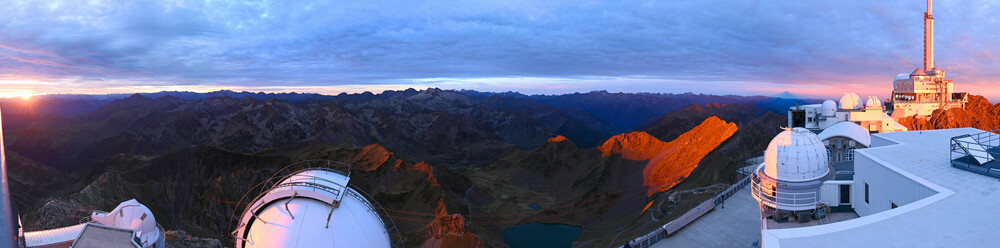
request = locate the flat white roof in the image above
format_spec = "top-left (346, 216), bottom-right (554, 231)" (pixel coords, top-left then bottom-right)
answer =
top-left (24, 223), bottom-right (86, 247)
top-left (764, 128), bottom-right (1000, 247)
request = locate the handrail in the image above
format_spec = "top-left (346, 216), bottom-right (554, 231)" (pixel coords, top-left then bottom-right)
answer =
top-left (950, 129), bottom-right (999, 165)
top-left (348, 186), bottom-right (405, 247)
top-left (229, 160), bottom-right (353, 245)
top-left (619, 163), bottom-right (754, 248)
top-left (229, 160), bottom-right (403, 248)
top-left (750, 173), bottom-right (819, 208)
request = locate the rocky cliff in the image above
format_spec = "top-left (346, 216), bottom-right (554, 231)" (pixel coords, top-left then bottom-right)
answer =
top-left (896, 95), bottom-right (1000, 131)
top-left (600, 117), bottom-right (739, 196)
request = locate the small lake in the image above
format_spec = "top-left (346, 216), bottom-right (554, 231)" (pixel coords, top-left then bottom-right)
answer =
top-left (503, 223), bottom-right (582, 248)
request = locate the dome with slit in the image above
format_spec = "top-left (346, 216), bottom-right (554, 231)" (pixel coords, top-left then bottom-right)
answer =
top-left (840, 93), bottom-right (860, 110)
top-left (865, 96), bottom-right (882, 109)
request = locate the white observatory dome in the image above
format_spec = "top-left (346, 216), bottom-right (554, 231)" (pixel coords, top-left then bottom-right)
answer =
top-left (763, 128), bottom-right (829, 182)
top-left (90, 199), bottom-right (163, 247)
top-left (839, 93), bottom-right (860, 110)
top-left (821, 100), bottom-right (837, 117)
top-left (234, 167), bottom-right (394, 248)
top-left (865, 96), bottom-right (882, 109)
top-left (895, 73), bottom-right (910, 80)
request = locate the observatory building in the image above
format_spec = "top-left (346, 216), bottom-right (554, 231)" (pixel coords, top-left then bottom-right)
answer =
top-left (787, 93), bottom-right (907, 134)
top-left (231, 165), bottom-right (398, 248)
top-left (751, 128), bottom-right (833, 221)
top-left (754, 126), bottom-right (1000, 247)
top-left (646, 2), bottom-right (996, 247)
top-left (889, 0), bottom-right (968, 117)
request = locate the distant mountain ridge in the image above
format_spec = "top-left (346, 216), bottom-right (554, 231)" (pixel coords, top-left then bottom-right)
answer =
top-left (2, 88), bottom-right (815, 172)
top-left (2, 88), bottom-right (809, 247)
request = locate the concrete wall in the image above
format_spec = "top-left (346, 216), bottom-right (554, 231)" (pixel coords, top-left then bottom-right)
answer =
top-left (852, 152), bottom-right (937, 216)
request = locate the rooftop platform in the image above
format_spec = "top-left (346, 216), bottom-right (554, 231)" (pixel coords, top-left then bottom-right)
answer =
top-left (650, 187), bottom-right (760, 248)
top-left (764, 128), bottom-right (1000, 247)
top-left (764, 211), bottom-right (857, 230)
top-left (70, 224), bottom-right (139, 248)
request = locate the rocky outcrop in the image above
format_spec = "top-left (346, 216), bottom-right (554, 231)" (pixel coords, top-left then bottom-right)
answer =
top-left (547, 135), bottom-right (568, 142)
top-left (418, 199), bottom-right (485, 248)
top-left (164, 230), bottom-right (223, 248)
top-left (352, 144), bottom-right (394, 171)
top-left (409, 162), bottom-right (439, 187)
top-left (600, 116), bottom-right (739, 196)
top-left (896, 95), bottom-right (1000, 131)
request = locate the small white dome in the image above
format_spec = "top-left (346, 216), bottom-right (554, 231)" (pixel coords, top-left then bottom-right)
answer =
top-left (865, 96), bottom-right (882, 109)
top-left (839, 93), bottom-right (860, 110)
top-left (821, 100), bottom-right (837, 117)
top-left (91, 199), bottom-right (161, 247)
top-left (763, 128), bottom-right (829, 182)
top-left (894, 73), bottom-right (910, 80)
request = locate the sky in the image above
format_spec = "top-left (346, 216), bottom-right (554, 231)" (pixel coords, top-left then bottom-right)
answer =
top-left (1, 0), bottom-right (999, 101)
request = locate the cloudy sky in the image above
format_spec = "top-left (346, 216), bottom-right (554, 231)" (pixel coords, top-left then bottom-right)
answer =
top-left (1, 0), bottom-right (999, 100)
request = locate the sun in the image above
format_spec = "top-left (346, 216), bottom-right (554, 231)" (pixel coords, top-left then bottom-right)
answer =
top-left (0, 91), bottom-right (35, 100)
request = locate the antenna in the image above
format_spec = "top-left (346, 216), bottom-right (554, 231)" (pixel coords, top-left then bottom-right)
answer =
top-left (924, 0), bottom-right (934, 70)
top-left (0, 108), bottom-right (18, 247)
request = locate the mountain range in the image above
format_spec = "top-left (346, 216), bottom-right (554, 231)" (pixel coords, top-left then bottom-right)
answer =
top-left (0, 89), bottom-right (812, 247)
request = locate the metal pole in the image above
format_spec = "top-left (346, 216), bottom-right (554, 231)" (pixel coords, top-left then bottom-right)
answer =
top-left (0, 108), bottom-right (19, 247)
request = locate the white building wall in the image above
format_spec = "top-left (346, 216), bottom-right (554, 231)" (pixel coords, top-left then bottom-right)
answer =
top-left (820, 180), bottom-right (852, 207)
top-left (870, 135), bottom-right (896, 147)
top-left (852, 151), bottom-right (936, 216)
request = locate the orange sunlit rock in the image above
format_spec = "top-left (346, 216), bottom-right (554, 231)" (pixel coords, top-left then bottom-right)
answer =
top-left (352, 143), bottom-right (394, 171)
top-left (895, 95), bottom-right (1000, 131)
top-left (547, 135), bottom-right (567, 143)
top-left (418, 199), bottom-right (485, 248)
top-left (409, 162), bottom-right (439, 187)
top-left (599, 116), bottom-right (738, 196)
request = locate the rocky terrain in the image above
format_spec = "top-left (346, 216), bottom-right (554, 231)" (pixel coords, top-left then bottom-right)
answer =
top-left (895, 95), bottom-right (1000, 131)
top-left (1, 89), bottom-right (805, 247)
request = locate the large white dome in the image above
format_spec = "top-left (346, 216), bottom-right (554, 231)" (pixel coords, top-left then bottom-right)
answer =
top-left (839, 93), bottom-right (860, 110)
top-left (763, 128), bottom-right (829, 182)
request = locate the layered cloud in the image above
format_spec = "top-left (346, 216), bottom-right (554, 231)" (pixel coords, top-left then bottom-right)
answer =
top-left (1, 0), bottom-right (998, 99)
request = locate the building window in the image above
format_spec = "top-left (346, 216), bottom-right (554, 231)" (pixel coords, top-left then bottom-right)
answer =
top-left (837, 152), bottom-right (842, 162)
top-left (846, 148), bottom-right (855, 161)
top-left (837, 139), bottom-right (843, 148)
top-left (891, 202), bottom-right (898, 209)
top-left (865, 183), bottom-right (870, 204)
top-left (828, 149), bottom-right (834, 163)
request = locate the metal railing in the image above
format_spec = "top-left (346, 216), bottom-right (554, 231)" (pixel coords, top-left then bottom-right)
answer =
top-left (620, 163), bottom-right (755, 248)
top-left (749, 173), bottom-right (819, 209)
top-left (228, 160), bottom-right (404, 248)
top-left (229, 160), bottom-right (352, 232)
top-left (950, 129), bottom-right (1000, 178)
top-left (714, 172), bottom-right (753, 206)
top-left (348, 186), bottom-right (405, 246)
